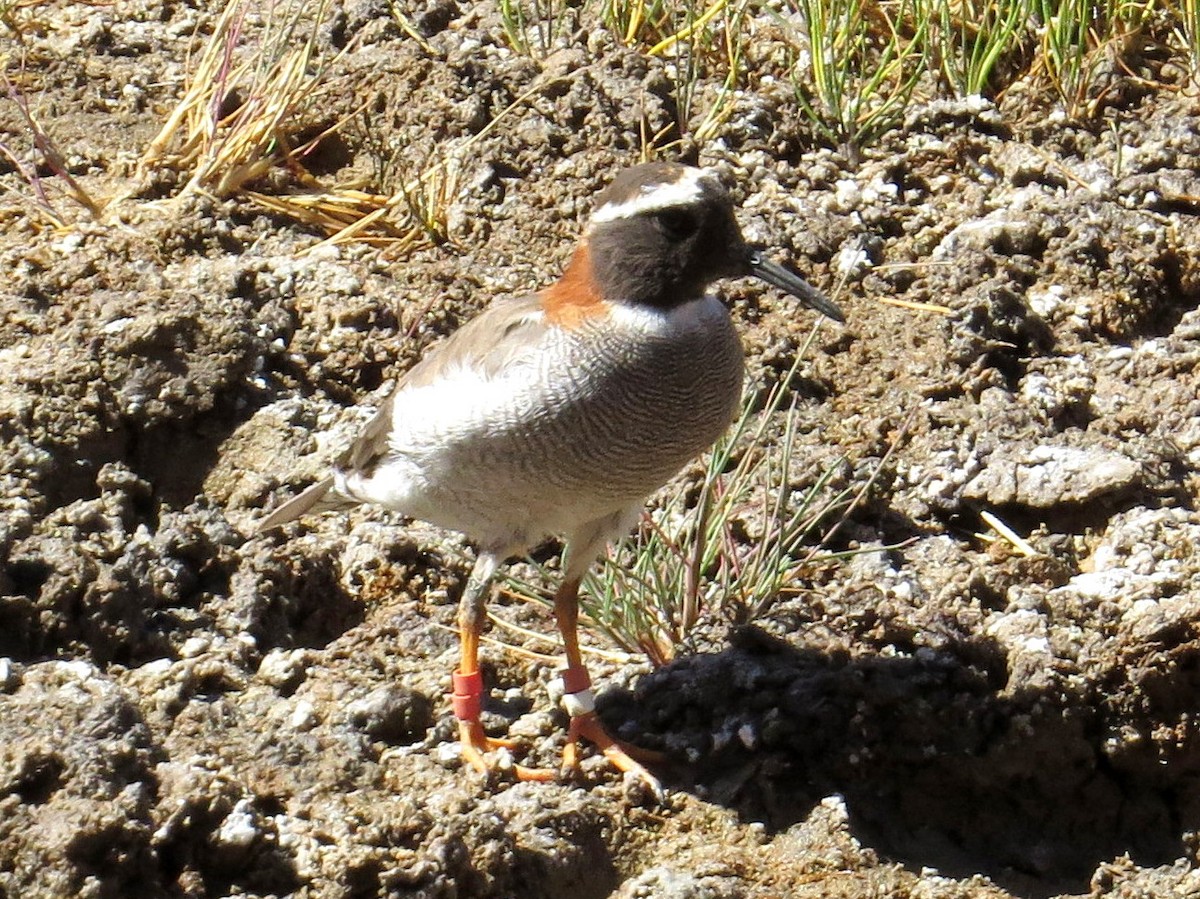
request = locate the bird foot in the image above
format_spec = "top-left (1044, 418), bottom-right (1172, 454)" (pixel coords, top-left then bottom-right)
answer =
top-left (564, 711), bottom-right (665, 798)
top-left (453, 668), bottom-right (554, 782)
top-left (457, 719), bottom-right (555, 782)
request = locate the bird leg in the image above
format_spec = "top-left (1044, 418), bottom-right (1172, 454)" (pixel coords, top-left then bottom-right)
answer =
top-left (552, 576), bottom-right (664, 794)
top-left (454, 553), bottom-right (553, 782)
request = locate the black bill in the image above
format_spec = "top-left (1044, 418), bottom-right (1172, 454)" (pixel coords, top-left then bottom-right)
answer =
top-left (747, 250), bottom-right (845, 323)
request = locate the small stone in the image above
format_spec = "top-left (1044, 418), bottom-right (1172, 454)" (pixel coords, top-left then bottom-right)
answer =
top-left (346, 685), bottom-right (434, 744)
top-left (215, 798), bottom-right (261, 852)
top-left (180, 636), bottom-right (210, 658)
top-left (612, 865), bottom-right (732, 899)
top-left (0, 658), bottom-right (18, 693)
top-left (736, 723), bottom-right (757, 750)
top-left (258, 648), bottom-right (309, 691)
top-left (433, 742), bottom-right (461, 767)
top-left (54, 660), bottom-right (97, 681)
top-left (963, 443), bottom-right (1140, 509)
top-left (290, 700), bottom-right (318, 731)
top-left (507, 710), bottom-right (553, 740)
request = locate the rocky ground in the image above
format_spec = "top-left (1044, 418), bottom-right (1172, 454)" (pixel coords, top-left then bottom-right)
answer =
top-left (3, 1), bottom-right (1200, 897)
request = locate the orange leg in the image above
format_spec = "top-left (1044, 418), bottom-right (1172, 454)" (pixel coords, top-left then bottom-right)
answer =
top-left (454, 553), bottom-right (553, 782)
top-left (553, 576), bottom-right (664, 795)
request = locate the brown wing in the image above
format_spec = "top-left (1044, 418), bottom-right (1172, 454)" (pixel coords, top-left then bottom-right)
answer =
top-left (256, 294), bottom-right (551, 531)
top-left (342, 293), bottom-right (548, 472)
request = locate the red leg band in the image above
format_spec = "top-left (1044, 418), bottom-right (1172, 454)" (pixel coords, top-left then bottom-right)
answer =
top-left (558, 666), bottom-right (592, 694)
top-left (452, 669), bottom-right (484, 722)
top-left (453, 670), bottom-right (483, 694)
top-left (453, 692), bottom-right (481, 720)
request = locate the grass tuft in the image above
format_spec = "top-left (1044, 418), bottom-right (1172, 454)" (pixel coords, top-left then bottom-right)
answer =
top-left (492, 0), bottom-right (1197, 149)
top-left (1, 71), bottom-right (103, 229)
top-left (931, 0), bottom-right (1029, 98)
top-left (1179, 0), bottom-right (1200, 65)
top-left (140, 0), bottom-right (337, 198)
top-left (140, 0), bottom-right (470, 251)
top-left (498, 0), bottom-right (577, 56)
top-left (298, 149), bottom-right (463, 254)
top-left (783, 0), bottom-right (930, 156)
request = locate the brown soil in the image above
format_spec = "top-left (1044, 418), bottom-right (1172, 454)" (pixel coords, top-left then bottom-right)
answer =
top-left (3, 2), bottom-right (1200, 898)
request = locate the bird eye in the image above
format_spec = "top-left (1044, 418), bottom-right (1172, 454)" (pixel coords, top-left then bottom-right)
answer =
top-left (655, 209), bottom-right (698, 240)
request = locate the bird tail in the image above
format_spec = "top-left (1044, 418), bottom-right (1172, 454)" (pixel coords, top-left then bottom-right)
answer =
top-left (256, 476), bottom-right (355, 533)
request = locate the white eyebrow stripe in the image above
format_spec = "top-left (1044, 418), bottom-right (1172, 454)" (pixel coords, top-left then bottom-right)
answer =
top-left (590, 170), bottom-right (718, 223)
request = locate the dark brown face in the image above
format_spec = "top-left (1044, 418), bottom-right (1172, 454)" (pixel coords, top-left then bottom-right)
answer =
top-left (585, 162), bottom-right (845, 322)
top-left (586, 164), bottom-right (751, 308)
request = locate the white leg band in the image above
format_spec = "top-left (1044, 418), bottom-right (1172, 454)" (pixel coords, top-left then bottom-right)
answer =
top-left (561, 689), bottom-right (596, 717)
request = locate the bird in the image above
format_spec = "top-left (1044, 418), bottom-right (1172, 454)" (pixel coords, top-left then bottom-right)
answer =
top-left (258, 161), bottom-right (844, 792)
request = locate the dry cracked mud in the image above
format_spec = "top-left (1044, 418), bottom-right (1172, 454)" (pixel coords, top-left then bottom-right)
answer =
top-left (2, 2), bottom-right (1200, 898)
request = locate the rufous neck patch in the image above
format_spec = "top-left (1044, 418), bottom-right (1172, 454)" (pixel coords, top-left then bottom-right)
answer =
top-left (541, 243), bottom-right (610, 329)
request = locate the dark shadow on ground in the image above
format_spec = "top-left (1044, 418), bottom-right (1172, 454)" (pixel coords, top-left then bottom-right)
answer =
top-left (598, 625), bottom-right (1200, 899)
